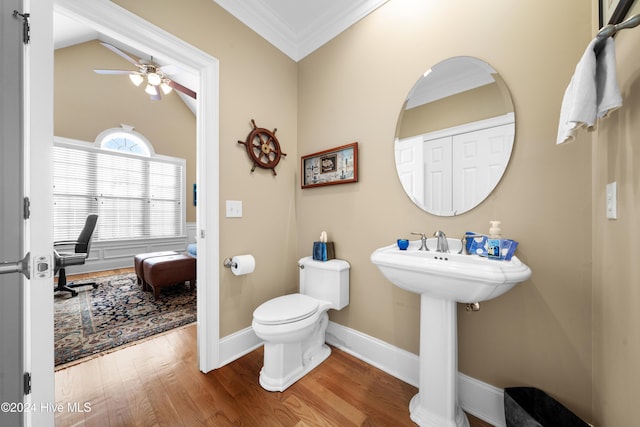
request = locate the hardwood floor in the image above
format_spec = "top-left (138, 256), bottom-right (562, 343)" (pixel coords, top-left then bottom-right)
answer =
top-left (55, 324), bottom-right (493, 426)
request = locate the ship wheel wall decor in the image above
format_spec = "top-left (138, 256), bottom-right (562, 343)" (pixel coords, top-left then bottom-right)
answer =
top-left (237, 119), bottom-right (286, 175)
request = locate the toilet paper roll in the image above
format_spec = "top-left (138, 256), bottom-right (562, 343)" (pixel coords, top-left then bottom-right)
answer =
top-left (231, 254), bottom-right (255, 276)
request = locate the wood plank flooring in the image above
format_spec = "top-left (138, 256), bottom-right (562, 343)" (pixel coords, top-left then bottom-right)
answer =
top-left (55, 324), bottom-right (493, 426)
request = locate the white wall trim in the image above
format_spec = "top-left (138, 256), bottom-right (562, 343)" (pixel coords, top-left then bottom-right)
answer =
top-left (67, 237), bottom-right (188, 274)
top-left (325, 321), bottom-right (506, 426)
top-left (458, 372), bottom-right (506, 427)
top-left (326, 320), bottom-right (419, 386)
top-left (220, 320), bottom-right (506, 426)
top-left (213, 0), bottom-right (388, 61)
top-left (219, 326), bottom-right (262, 367)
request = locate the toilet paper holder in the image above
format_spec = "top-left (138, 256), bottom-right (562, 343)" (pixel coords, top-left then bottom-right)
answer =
top-left (223, 254), bottom-right (256, 276)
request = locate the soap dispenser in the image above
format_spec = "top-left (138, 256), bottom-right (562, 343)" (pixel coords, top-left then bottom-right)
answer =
top-left (487, 220), bottom-right (502, 259)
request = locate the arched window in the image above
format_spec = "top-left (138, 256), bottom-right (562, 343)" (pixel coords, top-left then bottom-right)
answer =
top-left (53, 127), bottom-right (185, 243)
top-left (94, 124), bottom-right (153, 156)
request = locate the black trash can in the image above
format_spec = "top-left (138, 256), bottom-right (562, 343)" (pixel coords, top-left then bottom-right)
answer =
top-left (504, 387), bottom-right (589, 427)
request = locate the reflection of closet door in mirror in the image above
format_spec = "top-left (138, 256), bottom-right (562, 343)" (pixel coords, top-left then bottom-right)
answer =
top-left (424, 136), bottom-right (452, 215)
top-left (452, 123), bottom-right (514, 213)
top-left (395, 135), bottom-right (424, 206)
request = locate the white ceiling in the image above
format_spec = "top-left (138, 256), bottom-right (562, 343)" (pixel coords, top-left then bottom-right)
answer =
top-left (213, 0), bottom-right (389, 61)
top-left (53, 0), bottom-right (388, 111)
top-left (54, 0), bottom-right (389, 61)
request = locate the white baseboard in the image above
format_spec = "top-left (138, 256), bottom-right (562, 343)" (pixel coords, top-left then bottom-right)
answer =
top-left (458, 372), bottom-right (505, 427)
top-left (218, 326), bottom-right (262, 368)
top-left (219, 321), bottom-right (505, 427)
top-left (326, 320), bottom-right (420, 386)
top-left (325, 321), bottom-right (506, 427)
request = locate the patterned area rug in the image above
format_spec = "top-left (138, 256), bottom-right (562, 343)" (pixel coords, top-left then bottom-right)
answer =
top-left (54, 272), bottom-right (196, 367)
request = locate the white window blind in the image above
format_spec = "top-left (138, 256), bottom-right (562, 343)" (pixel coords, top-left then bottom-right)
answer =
top-left (53, 138), bottom-right (185, 242)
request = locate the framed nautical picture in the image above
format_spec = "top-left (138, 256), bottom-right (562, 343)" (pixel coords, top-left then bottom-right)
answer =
top-left (301, 142), bottom-right (358, 189)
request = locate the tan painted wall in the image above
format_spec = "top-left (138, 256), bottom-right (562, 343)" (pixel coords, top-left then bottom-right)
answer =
top-left (298, 0), bottom-right (593, 421)
top-left (592, 2), bottom-right (640, 426)
top-left (398, 81), bottom-right (512, 139)
top-left (54, 40), bottom-right (198, 222)
top-left (56, 1), bottom-right (640, 424)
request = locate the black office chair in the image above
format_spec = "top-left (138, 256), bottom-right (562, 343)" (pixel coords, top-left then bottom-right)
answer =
top-left (54, 214), bottom-right (99, 297)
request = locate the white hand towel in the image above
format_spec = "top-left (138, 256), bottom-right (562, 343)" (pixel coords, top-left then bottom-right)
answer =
top-left (557, 37), bottom-right (622, 144)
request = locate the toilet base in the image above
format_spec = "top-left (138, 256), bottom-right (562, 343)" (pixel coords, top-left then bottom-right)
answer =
top-left (259, 344), bottom-right (331, 392)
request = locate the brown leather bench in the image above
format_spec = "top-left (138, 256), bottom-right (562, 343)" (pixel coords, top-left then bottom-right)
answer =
top-left (142, 254), bottom-right (196, 300)
top-left (133, 251), bottom-right (178, 286)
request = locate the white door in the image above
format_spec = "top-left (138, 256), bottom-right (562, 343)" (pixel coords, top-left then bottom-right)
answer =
top-left (395, 135), bottom-right (424, 206)
top-left (423, 136), bottom-right (453, 215)
top-left (452, 123), bottom-right (514, 213)
top-left (1, 1), bottom-right (55, 426)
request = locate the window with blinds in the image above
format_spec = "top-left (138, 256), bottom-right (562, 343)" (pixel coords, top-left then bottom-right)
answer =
top-left (53, 139), bottom-right (185, 242)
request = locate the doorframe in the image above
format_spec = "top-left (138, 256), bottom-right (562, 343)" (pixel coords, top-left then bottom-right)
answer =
top-left (24, 1), bottom-right (54, 425)
top-left (54, 0), bottom-right (221, 372)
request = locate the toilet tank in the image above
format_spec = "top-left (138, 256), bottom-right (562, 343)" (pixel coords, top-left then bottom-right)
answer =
top-left (298, 256), bottom-right (349, 310)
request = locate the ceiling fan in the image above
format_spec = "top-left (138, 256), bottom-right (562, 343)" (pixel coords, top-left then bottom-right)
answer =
top-left (93, 42), bottom-right (197, 101)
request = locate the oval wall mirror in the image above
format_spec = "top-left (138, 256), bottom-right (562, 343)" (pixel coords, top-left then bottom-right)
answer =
top-left (394, 56), bottom-right (515, 216)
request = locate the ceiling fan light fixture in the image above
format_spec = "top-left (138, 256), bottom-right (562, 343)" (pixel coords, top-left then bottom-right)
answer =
top-left (160, 82), bottom-right (173, 95)
top-left (145, 84), bottom-right (158, 96)
top-left (129, 73), bottom-right (144, 86)
top-left (147, 72), bottom-right (161, 86)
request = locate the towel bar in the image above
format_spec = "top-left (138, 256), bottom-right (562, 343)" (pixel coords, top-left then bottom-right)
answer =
top-left (597, 12), bottom-right (640, 41)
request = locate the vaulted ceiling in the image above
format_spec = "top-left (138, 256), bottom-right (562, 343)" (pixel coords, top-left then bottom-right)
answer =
top-left (54, 0), bottom-right (389, 61)
top-left (54, 0), bottom-right (388, 111)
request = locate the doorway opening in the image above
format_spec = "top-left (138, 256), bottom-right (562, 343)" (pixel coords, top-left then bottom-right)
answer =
top-left (53, 0), bottom-right (220, 372)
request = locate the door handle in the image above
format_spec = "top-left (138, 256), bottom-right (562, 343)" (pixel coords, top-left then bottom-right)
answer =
top-left (0, 252), bottom-right (30, 279)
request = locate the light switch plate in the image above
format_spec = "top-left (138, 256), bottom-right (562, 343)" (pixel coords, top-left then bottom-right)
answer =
top-left (226, 200), bottom-right (242, 218)
top-left (606, 182), bottom-right (617, 219)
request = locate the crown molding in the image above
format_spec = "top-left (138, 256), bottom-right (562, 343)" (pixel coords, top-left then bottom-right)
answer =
top-left (213, 0), bottom-right (388, 61)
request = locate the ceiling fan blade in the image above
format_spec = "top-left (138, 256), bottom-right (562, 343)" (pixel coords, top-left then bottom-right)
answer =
top-left (150, 91), bottom-right (162, 101)
top-left (93, 69), bottom-right (135, 75)
top-left (167, 79), bottom-right (197, 99)
top-left (99, 42), bottom-right (141, 67)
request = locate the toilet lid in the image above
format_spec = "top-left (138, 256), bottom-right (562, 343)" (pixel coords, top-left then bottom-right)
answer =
top-left (253, 294), bottom-right (319, 325)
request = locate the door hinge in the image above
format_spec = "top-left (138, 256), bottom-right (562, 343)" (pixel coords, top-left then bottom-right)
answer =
top-left (12, 10), bottom-right (30, 45)
top-left (23, 197), bottom-right (30, 219)
top-left (23, 372), bottom-right (31, 395)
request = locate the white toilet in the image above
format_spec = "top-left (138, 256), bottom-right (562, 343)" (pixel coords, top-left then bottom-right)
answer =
top-left (252, 256), bottom-right (350, 392)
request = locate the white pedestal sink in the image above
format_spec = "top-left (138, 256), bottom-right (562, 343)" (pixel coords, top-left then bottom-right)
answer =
top-left (371, 239), bottom-right (531, 427)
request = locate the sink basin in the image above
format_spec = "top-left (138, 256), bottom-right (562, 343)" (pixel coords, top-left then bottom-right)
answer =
top-left (371, 238), bottom-right (531, 427)
top-left (371, 239), bottom-right (531, 303)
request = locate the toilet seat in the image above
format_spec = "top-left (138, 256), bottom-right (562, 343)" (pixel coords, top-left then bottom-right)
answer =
top-left (253, 294), bottom-right (319, 325)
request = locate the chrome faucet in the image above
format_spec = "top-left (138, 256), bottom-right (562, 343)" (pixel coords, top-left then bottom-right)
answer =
top-left (411, 232), bottom-right (429, 251)
top-left (461, 233), bottom-right (484, 255)
top-left (434, 230), bottom-right (449, 253)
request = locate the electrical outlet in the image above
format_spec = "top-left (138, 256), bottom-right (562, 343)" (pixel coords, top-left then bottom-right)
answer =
top-left (606, 182), bottom-right (617, 220)
top-left (226, 200), bottom-right (242, 218)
